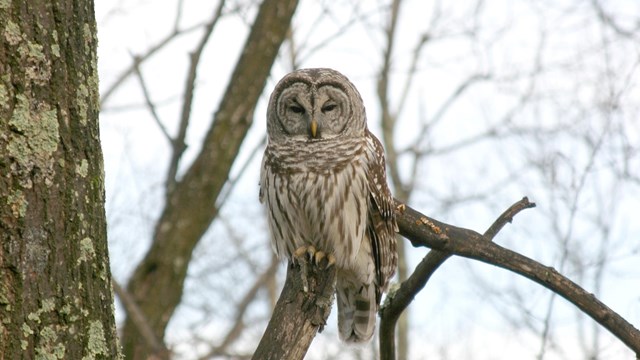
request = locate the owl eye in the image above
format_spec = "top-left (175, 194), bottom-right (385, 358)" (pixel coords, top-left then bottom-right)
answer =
top-left (289, 105), bottom-right (305, 114)
top-left (321, 104), bottom-right (337, 113)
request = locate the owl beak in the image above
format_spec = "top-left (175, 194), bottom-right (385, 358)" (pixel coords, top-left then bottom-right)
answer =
top-left (310, 119), bottom-right (318, 138)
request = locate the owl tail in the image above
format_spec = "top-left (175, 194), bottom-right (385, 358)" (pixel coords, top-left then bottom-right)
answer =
top-left (336, 277), bottom-right (377, 342)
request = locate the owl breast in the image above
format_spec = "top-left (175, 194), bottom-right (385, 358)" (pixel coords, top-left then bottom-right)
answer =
top-left (261, 138), bottom-right (369, 271)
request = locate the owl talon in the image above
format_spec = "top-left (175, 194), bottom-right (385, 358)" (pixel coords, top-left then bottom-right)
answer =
top-left (291, 246), bottom-right (337, 290)
top-left (293, 246), bottom-right (309, 264)
top-left (314, 251), bottom-right (336, 269)
top-left (314, 251), bottom-right (325, 265)
top-left (306, 245), bottom-right (317, 261)
top-left (325, 254), bottom-right (336, 269)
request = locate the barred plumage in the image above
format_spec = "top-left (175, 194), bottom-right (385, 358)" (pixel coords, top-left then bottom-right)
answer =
top-left (259, 68), bottom-right (397, 342)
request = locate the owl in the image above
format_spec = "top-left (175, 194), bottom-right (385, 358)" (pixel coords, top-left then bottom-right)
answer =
top-left (259, 68), bottom-right (397, 342)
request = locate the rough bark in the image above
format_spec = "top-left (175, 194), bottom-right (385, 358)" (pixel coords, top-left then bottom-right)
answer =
top-left (0, 0), bottom-right (120, 358)
top-left (120, 0), bottom-right (300, 358)
top-left (253, 261), bottom-right (336, 360)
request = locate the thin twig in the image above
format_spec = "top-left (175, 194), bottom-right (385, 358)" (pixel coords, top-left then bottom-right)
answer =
top-left (100, 23), bottom-right (203, 106)
top-left (165, 0), bottom-right (227, 195)
top-left (215, 135), bottom-right (266, 210)
top-left (132, 55), bottom-right (173, 143)
top-left (202, 257), bottom-right (279, 359)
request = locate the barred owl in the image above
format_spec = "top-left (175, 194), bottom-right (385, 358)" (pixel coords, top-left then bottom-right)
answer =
top-left (259, 68), bottom-right (397, 342)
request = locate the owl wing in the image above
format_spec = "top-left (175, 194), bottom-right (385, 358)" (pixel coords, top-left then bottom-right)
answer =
top-left (364, 130), bottom-right (398, 303)
top-left (258, 149), bottom-right (267, 204)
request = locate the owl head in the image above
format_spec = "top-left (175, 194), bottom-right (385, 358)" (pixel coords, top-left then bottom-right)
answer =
top-left (266, 68), bottom-right (367, 143)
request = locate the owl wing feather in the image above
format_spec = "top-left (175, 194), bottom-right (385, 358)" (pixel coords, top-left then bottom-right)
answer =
top-left (365, 130), bottom-right (398, 302)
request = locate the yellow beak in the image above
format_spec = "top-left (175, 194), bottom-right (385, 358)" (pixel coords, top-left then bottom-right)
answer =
top-left (310, 119), bottom-right (318, 138)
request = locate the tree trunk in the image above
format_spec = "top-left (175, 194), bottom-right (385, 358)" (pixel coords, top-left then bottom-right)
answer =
top-left (120, 0), bottom-right (299, 358)
top-left (0, 0), bottom-right (120, 359)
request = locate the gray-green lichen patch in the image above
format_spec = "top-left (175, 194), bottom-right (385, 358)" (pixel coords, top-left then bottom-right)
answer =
top-left (77, 237), bottom-right (95, 265)
top-left (4, 20), bottom-right (22, 45)
top-left (82, 23), bottom-right (94, 56)
top-left (76, 83), bottom-right (89, 126)
top-left (35, 325), bottom-right (66, 360)
top-left (76, 159), bottom-right (88, 177)
top-left (0, 0), bottom-right (11, 9)
top-left (7, 189), bottom-right (27, 217)
top-left (51, 30), bottom-right (60, 58)
top-left (8, 93), bottom-right (59, 187)
top-left (22, 322), bottom-right (34, 337)
top-left (27, 297), bottom-right (56, 323)
top-left (0, 82), bottom-right (9, 109)
top-left (3, 19), bottom-right (53, 85)
top-left (82, 321), bottom-right (107, 360)
top-left (18, 40), bottom-right (52, 85)
top-left (0, 281), bottom-right (10, 307)
top-left (51, 44), bottom-right (60, 58)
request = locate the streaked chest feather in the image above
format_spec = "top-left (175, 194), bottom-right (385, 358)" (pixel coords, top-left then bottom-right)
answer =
top-left (262, 140), bottom-right (370, 268)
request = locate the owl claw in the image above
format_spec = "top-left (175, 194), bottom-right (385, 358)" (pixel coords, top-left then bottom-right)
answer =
top-left (314, 251), bottom-right (336, 269)
top-left (293, 246), bottom-right (310, 263)
top-left (325, 254), bottom-right (336, 269)
top-left (292, 245), bottom-right (336, 291)
top-left (306, 245), bottom-right (317, 261)
top-left (314, 251), bottom-right (325, 265)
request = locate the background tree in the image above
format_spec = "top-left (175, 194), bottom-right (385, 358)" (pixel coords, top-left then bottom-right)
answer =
top-left (0, 0), bottom-right (120, 358)
top-left (98, 0), bottom-right (640, 359)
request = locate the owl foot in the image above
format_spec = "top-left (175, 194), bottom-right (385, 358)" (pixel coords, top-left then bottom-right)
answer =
top-left (293, 245), bottom-right (314, 263)
top-left (292, 245), bottom-right (335, 292)
top-left (313, 251), bottom-right (336, 269)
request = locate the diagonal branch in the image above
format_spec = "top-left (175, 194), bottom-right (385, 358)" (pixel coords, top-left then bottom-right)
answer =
top-left (391, 199), bottom-right (640, 358)
top-left (379, 197), bottom-right (536, 360)
top-left (112, 279), bottom-right (171, 360)
top-left (132, 57), bottom-right (173, 144)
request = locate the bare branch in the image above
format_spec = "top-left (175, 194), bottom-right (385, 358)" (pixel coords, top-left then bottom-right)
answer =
top-left (165, 0), bottom-right (227, 195)
top-left (414, 73), bottom-right (490, 148)
top-left (100, 22), bottom-right (204, 106)
top-left (379, 197), bottom-right (536, 360)
top-left (215, 135), bottom-right (266, 210)
top-left (132, 56), bottom-right (173, 143)
top-left (393, 199), bottom-right (640, 358)
top-left (591, 0), bottom-right (638, 39)
top-left (113, 279), bottom-right (171, 360)
top-left (202, 257), bottom-right (279, 359)
top-left (252, 260), bottom-right (336, 360)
